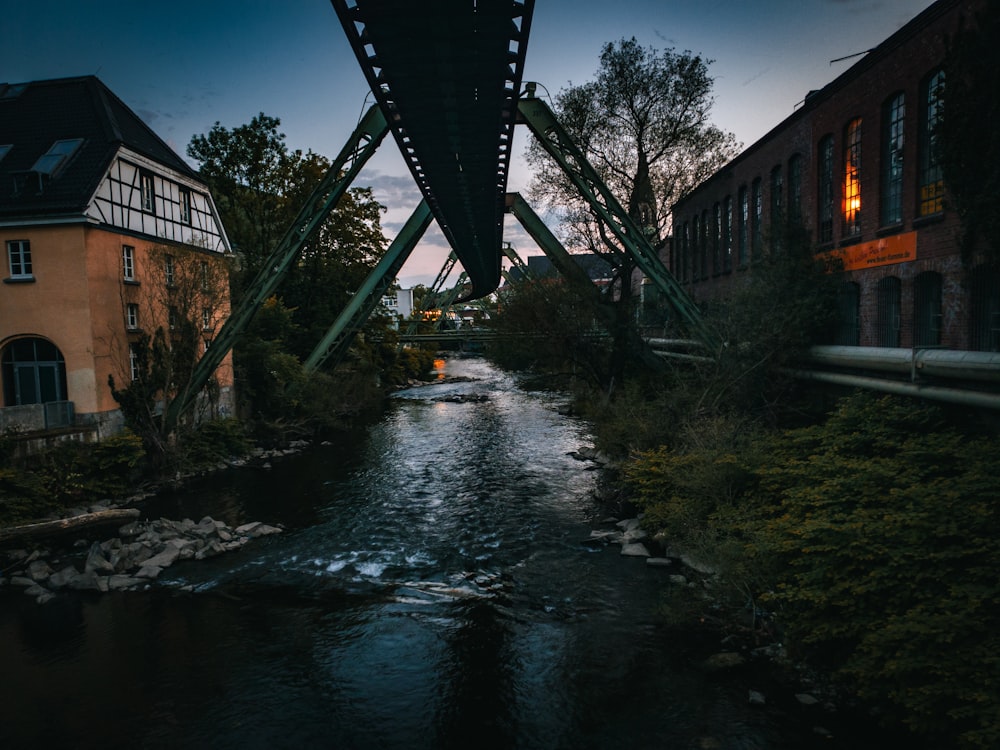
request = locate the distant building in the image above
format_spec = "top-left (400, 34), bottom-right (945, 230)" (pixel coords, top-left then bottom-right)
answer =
top-left (670, 0), bottom-right (997, 351)
top-left (382, 286), bottom-right (414, 328)
top-left (506, 253), bottom-right (615, 287)
top-left (0, 76), bottom-right (234, 441)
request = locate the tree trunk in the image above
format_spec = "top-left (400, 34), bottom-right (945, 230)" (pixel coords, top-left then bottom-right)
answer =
top-left (0, 508), bottom-right (141, 545)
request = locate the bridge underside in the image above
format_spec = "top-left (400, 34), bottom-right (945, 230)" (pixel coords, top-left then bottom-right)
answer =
top-left (332, 0), bottom-right (533, 298)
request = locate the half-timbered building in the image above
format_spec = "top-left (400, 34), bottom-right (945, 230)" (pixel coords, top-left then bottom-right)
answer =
top-left (0, 76), bottom-right (233, 439)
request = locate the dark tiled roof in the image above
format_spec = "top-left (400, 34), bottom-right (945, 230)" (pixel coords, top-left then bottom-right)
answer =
top-left (0, 76), bottom-right (197, 220)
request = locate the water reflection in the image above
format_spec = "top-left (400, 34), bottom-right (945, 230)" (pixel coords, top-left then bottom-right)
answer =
top-left (0, 357), bottom-right (896, 749)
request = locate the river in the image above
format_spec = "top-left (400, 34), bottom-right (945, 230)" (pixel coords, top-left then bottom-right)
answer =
top-left (0, 356), bottom-right (897, 749)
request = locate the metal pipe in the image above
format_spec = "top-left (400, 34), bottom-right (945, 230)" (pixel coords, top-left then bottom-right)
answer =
top-left (807, 345), bottom-right (1000, 383)
top-left (783, 368), bottom-right (1000, 410)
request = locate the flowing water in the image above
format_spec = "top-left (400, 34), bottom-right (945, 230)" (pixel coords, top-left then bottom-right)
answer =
top-left (0, 357), bottom-right (894, 749)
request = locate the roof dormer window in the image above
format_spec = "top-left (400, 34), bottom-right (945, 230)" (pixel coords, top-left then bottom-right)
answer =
top-left (31, 138), bottom-right (83, 177)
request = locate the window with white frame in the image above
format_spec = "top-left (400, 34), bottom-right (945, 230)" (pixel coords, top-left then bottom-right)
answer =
top-left (122, 245), bottom-right (135, 281)
top-left (140, 171), bottom-right (155, 212)
top-left (165, 254), bottom-right (175, 287)
top-left (126, 303), bottom-right (139, 330)
top-left (129, 343), bottom-right (141, 381)
top-left (179, 187), bottom-right (192, 224)
top-left (202, 308), bottom-right (211, 331)
top-left (7, 239), bottom-right (32, 279)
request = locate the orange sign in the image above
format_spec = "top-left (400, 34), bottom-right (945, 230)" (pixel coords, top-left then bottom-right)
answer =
top-left (834, 231), bottom-right (917, 271)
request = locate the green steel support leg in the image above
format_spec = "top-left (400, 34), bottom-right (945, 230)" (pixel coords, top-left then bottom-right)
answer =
top-left (403, 251), bottom-right (458, 337)
top-left (304, 200), bottom-right (433, 372)
top-left (505, 192), bottom-right (599, 295)
top-left (164, 105), bottom-right (391, 431)
top-left (516, 94), bottom-right (718, 351)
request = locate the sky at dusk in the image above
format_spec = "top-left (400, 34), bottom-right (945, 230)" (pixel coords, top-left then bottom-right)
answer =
top-left (3, 0), bottom-right (935, 287)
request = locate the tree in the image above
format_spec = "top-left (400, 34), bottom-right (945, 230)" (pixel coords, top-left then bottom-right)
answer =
top-left (107, 245), bottom-right (232, 456)
top-left (939, 2), bottom-right (1000, 264)
top-left (523, 39), bottom-right (739, 387)
top-left (526, 38), bottom-right (739, 258)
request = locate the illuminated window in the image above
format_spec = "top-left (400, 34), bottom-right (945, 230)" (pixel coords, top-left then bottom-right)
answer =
top-left (919, 69), bottom-right (945, 216)
top-left (738, 186), bottom-right (749, 265)
top-left (122, 245), bottom-right (135, 281)
top-left (882, 93), bottom-right (905, 226)
top-left (6, 239), bottom-right (32, 279)
top-left (843, 118), bottom-right (862, 236)
top-left (818, 135), bottom-right (834, 243)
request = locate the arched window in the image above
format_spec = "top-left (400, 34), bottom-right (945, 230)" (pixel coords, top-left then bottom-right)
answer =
top-left (751, 177), bottom-right (763, 260)
top-left (722, 196), bottom-right (733, 273)
top-left (2, 337), bottom-right (68, 406)
top-left (691, 215), bottom-right (700, 283)
top-left (770, 165), bottom-right (784, 253)
top-left (876, 276), bottom-right (902, 347)
top-left (969, 264), bottom-right (1000, 351)
top-left (919, 68), bottom-right (945, 216)
top-left (787, 154), bottom-right (803, 224)
top-left (835, 282), bottom-right (861, 346)
top-left (881, 92), bottom-right (905, 226)
top-left (681, 221), bottom-right (691, 282)
top-left (914, 271), bottom-right (943, 346)
top-left (738, 185), bottom-right (749, 266)
top-left (700, 209), bottom-right (710, 279)
top-left (843, 118), bottom-right (862, 236)
top-left (712, 202), bottom-right (722, 275)
top-left (818, 135), bottom-right (835, 244)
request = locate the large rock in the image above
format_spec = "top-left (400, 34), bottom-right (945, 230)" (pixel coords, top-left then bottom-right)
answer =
top-left (85, 542), bottom-right (115, 575)
top-left (47, 565), bottom-right (80, 589)
top-left (620, 542), bottom-right (650, 557)
top-left (142, 546), bottom-right (180, 569)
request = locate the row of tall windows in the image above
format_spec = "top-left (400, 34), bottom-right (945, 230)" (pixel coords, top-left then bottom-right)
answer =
top-left (818, 68), bottom-right (945, 244)
top-left (675, 152), bottom-right (803, 281)
top-left (833, 266), bottom-right (998, 351)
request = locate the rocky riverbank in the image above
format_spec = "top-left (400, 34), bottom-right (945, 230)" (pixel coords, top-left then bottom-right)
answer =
top-left (1, 515), bottom-right (283, 604)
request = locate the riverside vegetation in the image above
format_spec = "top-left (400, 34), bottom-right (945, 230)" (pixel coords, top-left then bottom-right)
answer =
top-left (486, 242), bottom-right (1000, 750)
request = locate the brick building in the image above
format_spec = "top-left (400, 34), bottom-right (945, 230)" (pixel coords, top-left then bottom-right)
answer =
top-left (0, 76), bottom-right (234, 440)
top-left (670, 0), bottom-right (997, 352)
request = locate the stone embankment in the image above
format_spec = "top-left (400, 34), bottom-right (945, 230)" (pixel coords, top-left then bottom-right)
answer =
top-left (570, 444), bottom-right (838, 735)
top-left (2, 516), bottom-right (282, 604)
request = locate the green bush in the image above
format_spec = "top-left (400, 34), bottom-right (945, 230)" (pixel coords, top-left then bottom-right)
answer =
top-left (743, 394), bottom-right (1000, 748)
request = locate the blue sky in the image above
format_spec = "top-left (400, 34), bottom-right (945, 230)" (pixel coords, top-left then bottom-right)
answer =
top-left (2, 0), bottom-right (934, 286)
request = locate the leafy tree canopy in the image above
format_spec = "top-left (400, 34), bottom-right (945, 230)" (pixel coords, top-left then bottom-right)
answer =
top-left (526, 38), bottom-right (739, 256)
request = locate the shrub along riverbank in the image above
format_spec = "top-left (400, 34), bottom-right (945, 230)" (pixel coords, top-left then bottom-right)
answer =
top-left (583, 386), bottom-right (1000, 750)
